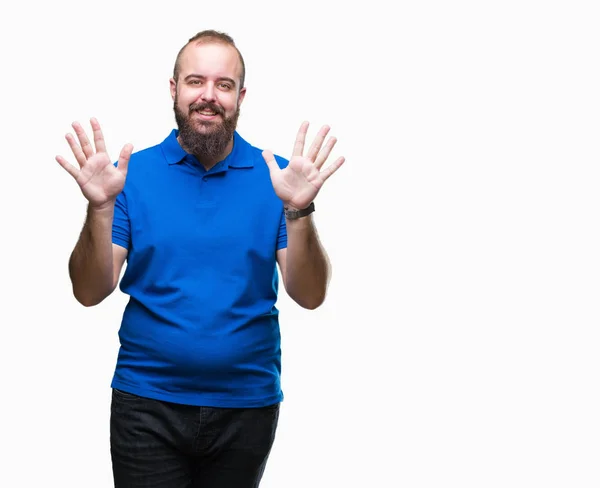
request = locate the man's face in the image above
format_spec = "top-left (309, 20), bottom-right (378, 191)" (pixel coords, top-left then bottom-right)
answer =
top-left (170, 42), bottom-right (246, 160)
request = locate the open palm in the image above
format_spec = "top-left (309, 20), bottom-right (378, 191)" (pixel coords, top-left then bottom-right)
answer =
top-left (56, 118), bottom-right (133, 208)
top-left (262, 121), bottom-right (345, 210)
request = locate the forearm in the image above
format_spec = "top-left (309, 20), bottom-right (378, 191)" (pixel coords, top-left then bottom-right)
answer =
top-left (69, 203), bottom-right (116, 306)
top-left (284, 215), bottom-right (331, 309)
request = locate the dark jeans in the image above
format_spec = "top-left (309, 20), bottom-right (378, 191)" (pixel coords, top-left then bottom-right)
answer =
top-left (110, 388), bottom-right (280, 488)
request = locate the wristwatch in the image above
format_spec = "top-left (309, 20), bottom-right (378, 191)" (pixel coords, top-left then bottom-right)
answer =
top-left (284, 202), bottom-right (315, 220)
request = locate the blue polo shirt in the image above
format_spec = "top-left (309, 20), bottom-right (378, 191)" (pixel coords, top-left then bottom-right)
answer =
top-left (110, 129), bottom-right (288, 407)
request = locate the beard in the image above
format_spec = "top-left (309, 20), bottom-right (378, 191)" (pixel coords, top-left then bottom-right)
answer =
top-left (174, 96), bottom-right (240, 162)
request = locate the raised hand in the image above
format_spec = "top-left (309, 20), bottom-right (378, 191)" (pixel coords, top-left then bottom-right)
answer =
top-left (56, 118), bottom-right (133, 209)
top-left (262, 121), bottom-right (345, 210)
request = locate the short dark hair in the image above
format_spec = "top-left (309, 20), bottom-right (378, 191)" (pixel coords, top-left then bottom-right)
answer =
top-left (173, 30), bottom-right (246, 89)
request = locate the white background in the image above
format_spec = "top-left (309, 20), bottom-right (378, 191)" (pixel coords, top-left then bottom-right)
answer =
top-left (1, 0), bottom-right (600, 486)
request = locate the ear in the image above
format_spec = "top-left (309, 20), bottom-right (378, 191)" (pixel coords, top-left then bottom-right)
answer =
top-left (237, 86), bottom-right (247, 106)
top-left (169, 78), bottom-right (177, 101)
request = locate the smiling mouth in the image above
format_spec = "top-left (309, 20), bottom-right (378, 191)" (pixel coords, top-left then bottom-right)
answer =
top-left (197, 110), bottom-right (218, 116)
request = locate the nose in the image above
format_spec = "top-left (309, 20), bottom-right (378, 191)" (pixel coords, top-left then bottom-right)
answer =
top-left (200, 82), bottom-right (216, 102)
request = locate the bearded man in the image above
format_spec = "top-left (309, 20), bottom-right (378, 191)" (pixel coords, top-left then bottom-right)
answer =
top-left (56, 29), bottom-right (345, 488)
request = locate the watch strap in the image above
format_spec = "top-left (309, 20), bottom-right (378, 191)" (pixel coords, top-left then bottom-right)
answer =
top-left (284, 202), bottom-right (315, 220)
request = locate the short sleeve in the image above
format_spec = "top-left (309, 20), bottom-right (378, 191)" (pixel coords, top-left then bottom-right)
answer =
top-left (276, 209), bottom-right (287, 250)
top-left (112, 189), bottom-right (130, 250)
top-left (272, 153), bottom-right (288, 251)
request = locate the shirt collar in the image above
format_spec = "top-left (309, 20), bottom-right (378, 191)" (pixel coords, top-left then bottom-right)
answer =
top-left (160, 129), bottom-right (254, 169)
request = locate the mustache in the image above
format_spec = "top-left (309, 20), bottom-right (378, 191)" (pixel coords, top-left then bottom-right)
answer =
top-left (189, 102), bottom-right (224, 116)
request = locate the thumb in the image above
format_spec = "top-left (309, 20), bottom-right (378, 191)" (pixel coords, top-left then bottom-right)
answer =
top-left (117, 143), bottom-right (134, 176)
top-left (262, 150), bottom-right (280, 176)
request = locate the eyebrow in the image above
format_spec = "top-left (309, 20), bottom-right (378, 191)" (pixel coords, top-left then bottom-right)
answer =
top-left (183, 74), bottom-right (236, 86)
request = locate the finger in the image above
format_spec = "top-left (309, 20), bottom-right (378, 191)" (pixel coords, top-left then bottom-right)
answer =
top-left (314, 136), bottom-right (337, 170)
top-left (72, 121), bottom-right (94, 159)
top-left (65, 133), bottom-right (87, 168)
top-left (117, 143), bottom-right (134, 176)
top-left (292, 121), bottom-right (309, 157)
top-left (55, 155), bottom-right (79, 180)
top-left (319, 156), bottom-right (345, 182)
top-left (306, 125), bottom-right (330, 163)
top-left (261, 150), bottom-right (281, 175)
top-left (90, 117), bottom-right (107, 154)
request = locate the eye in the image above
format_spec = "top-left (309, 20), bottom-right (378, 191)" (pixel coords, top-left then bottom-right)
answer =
top-left (189, 79), bottom-right (202, 85)
top-left (218, 83), bottom-right (232, 90)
